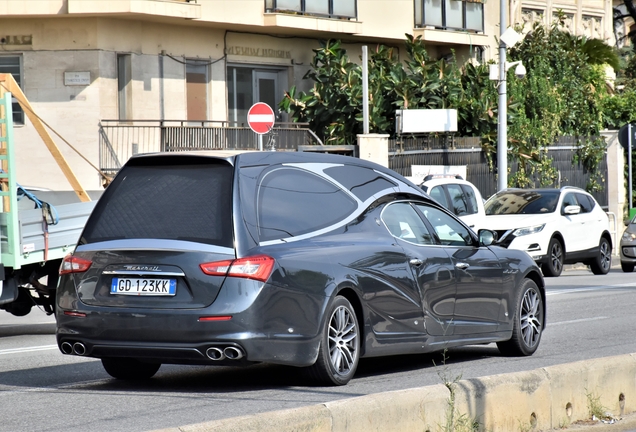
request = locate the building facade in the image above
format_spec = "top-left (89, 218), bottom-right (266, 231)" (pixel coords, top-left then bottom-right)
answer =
top-left (0, 0), bottom-right (613, 190)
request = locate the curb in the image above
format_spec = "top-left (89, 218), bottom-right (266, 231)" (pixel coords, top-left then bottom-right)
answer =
top-left (153, 353), bottom-right (636, 432)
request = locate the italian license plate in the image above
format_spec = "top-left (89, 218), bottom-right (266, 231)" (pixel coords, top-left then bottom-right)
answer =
top-left (110, 278), bottom-right (177, 296)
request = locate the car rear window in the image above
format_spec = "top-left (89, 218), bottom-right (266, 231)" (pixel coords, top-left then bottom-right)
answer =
top-left (81, 161), bottom-right (234, 247)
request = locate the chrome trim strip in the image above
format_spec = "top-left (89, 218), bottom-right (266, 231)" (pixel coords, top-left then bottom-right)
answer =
top-left (76, 239), bottom-right (235, 255)
top-left (102, 270), bottom-right (185, 276)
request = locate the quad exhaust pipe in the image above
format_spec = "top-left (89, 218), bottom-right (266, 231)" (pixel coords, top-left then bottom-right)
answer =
top-left (205, 346), bottom-right (245, 361)
top-left (72, 342), bottom-right (87, 356)
top-left (60, 341), bottom-right (87, 356)
top-left (60, 342), bottom-right (73, 355)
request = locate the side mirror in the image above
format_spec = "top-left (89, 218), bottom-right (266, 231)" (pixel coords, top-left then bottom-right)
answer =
top-left (563, 205), bottom-right (581, 215)
top-left (478, 229), bottom-right (498, 246)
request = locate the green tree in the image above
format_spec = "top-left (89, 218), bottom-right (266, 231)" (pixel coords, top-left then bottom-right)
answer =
top-left (280, 27), bottom-right (617, 190)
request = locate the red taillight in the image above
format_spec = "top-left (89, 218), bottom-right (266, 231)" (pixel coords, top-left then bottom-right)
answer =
top-left (200, 254), bottom-right (275, 282)
top-left (64, 311), bottom-right (87, 318)
top-left (59, 255), bottom-right (92, 275)
top-left (198, 316), bottom-right (232, 322)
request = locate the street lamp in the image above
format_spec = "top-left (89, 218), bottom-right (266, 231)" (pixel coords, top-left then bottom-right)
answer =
top-left (494, 22), bottom-right (524, 191)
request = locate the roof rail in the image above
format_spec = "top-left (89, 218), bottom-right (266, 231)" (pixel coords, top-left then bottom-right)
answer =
top-left (423, 174), bottom-right (464, 182)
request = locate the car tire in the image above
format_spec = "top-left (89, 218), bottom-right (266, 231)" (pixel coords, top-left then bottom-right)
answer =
top-left (590, 237), bottom-right (612, 275)
top-left (101, 358), bottom-right (161, 380)
top-left (621, 262), bottom-right (635, 273)
top-left (542, 238), bottom-right (564, 277)
top-left (307, 295), bottom-right (360, 386)
top-left (497, 279), bottom-right (544, 357)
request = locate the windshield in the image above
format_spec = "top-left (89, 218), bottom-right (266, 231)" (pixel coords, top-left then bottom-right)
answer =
top-left (485, 190), bottom-right (560, 215)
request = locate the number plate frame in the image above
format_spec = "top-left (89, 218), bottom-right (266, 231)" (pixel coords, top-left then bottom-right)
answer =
top-left (110, 278), bottom-right (177, 296)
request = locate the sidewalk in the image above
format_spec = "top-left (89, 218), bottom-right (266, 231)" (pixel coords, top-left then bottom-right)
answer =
top-left (566, 412), bottom-right (636, 432)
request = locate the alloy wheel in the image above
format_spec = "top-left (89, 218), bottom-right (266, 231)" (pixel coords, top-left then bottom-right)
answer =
top-left (328, 305), bottom-right (358, 376)
top-left (550, 242), bottom-right (563, 274)
top-left (599, 240), bottom-right (611, 271)
top-left (520, 288), bottom-right (543, 349)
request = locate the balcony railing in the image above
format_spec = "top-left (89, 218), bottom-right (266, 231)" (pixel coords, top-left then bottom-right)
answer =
top-left (265, 0), bottom-right (357, 19)
top-left (98, 119), bottom-right (322, 176)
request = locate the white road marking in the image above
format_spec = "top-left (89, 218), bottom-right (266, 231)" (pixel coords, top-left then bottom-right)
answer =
top-left (547, 282), bottom-right (636, 296)
top-left (0, 345), bottom-right (58, 355)
top-left (549, 316), bottom-right (608, 326)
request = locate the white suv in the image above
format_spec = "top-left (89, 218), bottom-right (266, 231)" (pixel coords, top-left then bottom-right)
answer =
top-left (419, 175), bottom-right (486, 231)
top-left (483, 187), bottom-right (612, 277)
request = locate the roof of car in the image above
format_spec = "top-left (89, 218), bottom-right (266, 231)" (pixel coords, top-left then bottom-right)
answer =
top-left (125, 150), bottom-right (425, 196)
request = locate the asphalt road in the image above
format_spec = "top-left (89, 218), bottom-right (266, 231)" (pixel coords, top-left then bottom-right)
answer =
top-left (1, 266), bottom-right (635, 432)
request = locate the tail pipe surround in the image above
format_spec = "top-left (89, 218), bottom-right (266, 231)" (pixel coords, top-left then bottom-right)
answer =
top-left (205, 345), bottom-right (245, 361)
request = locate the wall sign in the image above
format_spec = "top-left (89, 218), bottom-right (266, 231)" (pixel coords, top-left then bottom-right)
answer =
top-left (0, 35), bottom-right (32, 45)
top-left (64, 72), bottom-right (91, 86)
top-left (227, 46), bottom-right (291, 59)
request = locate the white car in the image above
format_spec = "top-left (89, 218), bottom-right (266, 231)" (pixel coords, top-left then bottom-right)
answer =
top-left (484, 187), bottom-right (612, 277)
top-left (419, 175), bottom-right (486, 231)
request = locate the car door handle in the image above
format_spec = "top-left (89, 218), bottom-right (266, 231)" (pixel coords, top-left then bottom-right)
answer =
top-left (455, 262), bottom-right (470, 270)
top-left (409, 258), bottom-right (424, 267)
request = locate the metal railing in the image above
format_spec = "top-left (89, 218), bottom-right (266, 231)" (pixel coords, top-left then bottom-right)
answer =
top-left (98, 120), bottom-right (320, 175)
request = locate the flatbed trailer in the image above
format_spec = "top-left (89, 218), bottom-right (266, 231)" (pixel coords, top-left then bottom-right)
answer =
top-left (0, 87), bottom-right (96, 316)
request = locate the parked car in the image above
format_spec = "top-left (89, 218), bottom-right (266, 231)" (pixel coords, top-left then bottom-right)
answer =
top-left (419, 175), bottom-right (486, 231)
top-left (484, 187), bottom-right (612, 277)
top-left (56, 151), bottom-right (546, 386)
top-left (620, 213), bottom-right (636, 272)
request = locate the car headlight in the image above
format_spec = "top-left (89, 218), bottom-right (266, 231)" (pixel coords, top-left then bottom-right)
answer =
top-left (512, 224), bottom-right (546, 237)
top-left (622, 232), bottom-right (636, 241)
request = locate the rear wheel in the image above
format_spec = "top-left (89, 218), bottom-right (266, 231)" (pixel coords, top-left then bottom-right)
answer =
top-left (101, 358), bottom-right (161, 380)
top-left (590, 237), bottom-right (611, 275)
top-left (307, 295), bottom-right (360, 386)
top-left (497, 279), bottom-right (544, 356)
top-left (622, 262), bottom-right (635, 273)
top-left (542, 238), bottom-right (563, 277)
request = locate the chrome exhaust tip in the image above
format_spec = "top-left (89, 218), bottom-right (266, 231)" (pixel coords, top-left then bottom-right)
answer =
top-left (60, 342), bottom-right (73, 355)
top-left (206, 347), bottom-right (225, 361)
top-left (72, 342), bottom-right (86, 356)
top-left (224, 346), bottom-right (244, 360)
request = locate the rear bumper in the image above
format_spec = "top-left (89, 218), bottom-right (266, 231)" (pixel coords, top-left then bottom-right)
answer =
top-left (56, 329), bottom-right (321, 367)
top-left (56, 277), bottom-right (327, 368)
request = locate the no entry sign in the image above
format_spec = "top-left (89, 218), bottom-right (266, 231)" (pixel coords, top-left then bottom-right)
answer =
top-left (247, 102), bottom-right (275, 135)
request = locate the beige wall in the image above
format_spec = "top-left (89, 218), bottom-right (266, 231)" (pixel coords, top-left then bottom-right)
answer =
top-left (0, 0), bottom-right (613, 191)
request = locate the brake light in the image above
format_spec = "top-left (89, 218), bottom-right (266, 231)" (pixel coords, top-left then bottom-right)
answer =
top-left (60, 255), bottom-right (92, 275)
top-left (200, 255), bottom-right (275, 282)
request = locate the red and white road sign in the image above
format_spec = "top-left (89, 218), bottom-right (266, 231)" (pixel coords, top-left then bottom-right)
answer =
top-left (247, 102), bottom-right (275, 135)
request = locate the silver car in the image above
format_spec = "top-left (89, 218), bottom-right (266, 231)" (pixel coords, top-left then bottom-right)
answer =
top-left (621, 214), bottom-right (636, 272)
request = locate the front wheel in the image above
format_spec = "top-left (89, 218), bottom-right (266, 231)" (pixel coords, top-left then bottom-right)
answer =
top-left (307, 295), bottom-right (360, 386)
top-left (101, 358), bottom-right (161, 380)
top-left (590, 237), bottom-right (611, 275)
top-left (542, 238), bottom-right (563, 277)
top-left (497, 279), bottom-right (544, 356)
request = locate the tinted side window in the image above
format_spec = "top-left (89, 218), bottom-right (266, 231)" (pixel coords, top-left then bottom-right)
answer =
top-left (561, 193), bottom-right (578, 213)
top-left (429, 186), bottom-right (450, 210)
top-left (258, 168), bottom-right (357, 242)
top-left (81, 163), bottom-right (234, 247)
top-left (382, 202), bottom-right (434, 245)
top-left (415, 204), bottom-right (472, 246)
top-left (460, 184), bottom-right (478, 215)
top-left (446, 184), bottom-right (469, 216)
top-left (575, 193), bottom-right (594, 213)
top-left (324, 165), bottom-right (397, 202)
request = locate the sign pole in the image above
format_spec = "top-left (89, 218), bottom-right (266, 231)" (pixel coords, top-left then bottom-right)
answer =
top-left (630, 124), bottom-right (633, 210)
